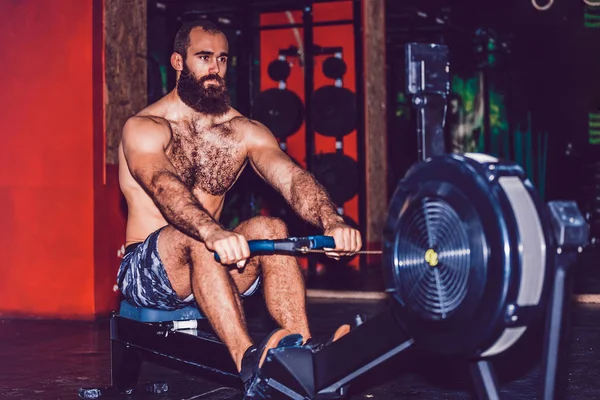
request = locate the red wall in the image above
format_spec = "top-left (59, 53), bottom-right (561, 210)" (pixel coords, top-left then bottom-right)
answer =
top-left (0, 0), bottom-right (124, 319)
top-left (94, 165), bottom-right (127, 316)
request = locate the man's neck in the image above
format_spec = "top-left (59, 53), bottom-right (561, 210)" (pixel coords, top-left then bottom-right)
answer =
top-left (168, 89), bottom-right (229, 125)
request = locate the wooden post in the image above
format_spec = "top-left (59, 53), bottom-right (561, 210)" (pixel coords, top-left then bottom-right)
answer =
top-left (92, 0), bottom-right (147, 315)
top-left (104, 0), bottom-right (147, 165)
top-left (363, 0), bottom-right (387, 260)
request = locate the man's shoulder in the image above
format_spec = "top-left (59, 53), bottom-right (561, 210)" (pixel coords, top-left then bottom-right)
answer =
top-left (122, 114), bottom-right (172, 150)
top-left (228, 113), bottom-right (270, 138)
top-left (124, 113), bottom-right (172, 135)
top-left (126, 114), bottom-right (170, 129)
top-left (126, 96), bottom-right (174, 131)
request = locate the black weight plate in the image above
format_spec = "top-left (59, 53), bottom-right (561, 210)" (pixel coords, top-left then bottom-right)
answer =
top-left (268, 59), bottom-right (291, 82)
top-left (312, 86), bottom-right (357, 137)
top-left (253, 88), bottom-right (304, 139)
top-left (322, 56), bottom-right (347, 80)
top-left (312, 153), bottom-right (359, 205)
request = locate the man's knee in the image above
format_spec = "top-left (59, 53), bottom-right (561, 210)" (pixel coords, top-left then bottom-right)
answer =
top-left (251, 216), bottom-right (288, 239)
top-left (158, 226), bottom-right (205, 266)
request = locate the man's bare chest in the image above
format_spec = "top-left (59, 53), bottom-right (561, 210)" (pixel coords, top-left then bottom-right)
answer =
top-left (167, 124), bottom-right (246, 196)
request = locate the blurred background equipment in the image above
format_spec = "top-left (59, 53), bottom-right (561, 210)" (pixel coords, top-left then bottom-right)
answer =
top-left (253, 51), bottom-right (305, 141)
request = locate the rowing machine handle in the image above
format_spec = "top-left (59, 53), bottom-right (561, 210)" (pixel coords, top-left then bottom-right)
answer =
top-left (214, 235), bottom-right (336, 263)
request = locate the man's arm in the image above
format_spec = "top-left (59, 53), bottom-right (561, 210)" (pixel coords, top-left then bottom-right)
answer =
top-left (246, 120), bottom-right (342, 230)
top-left (246, 120), bottom-right (361, 255)
top-left (122, 117), bottom-right (250, 265)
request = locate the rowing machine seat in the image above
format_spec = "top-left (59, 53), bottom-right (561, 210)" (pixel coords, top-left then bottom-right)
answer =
top-left (118, 300), bottom-right (205, 323)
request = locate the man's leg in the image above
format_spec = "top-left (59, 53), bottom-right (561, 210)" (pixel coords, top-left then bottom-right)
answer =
top-left (157, 226), bottom-right (255, 372)
top-left (230, 216), bottom-right (312, 342)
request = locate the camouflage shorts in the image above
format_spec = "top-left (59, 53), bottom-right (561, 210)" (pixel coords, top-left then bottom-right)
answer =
top-left (117, 227), bottom-right (261, 311)
top-left (116, 227), bottom-right (192, 310)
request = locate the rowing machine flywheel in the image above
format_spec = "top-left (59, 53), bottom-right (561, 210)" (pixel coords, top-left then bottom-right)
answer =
top-left (383, 153), bottom-right (555, 358)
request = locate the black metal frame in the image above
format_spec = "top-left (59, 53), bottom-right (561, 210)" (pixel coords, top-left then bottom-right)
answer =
top-left (405, 43), bottom-right (450, 161)
top-left (110, 315), bottom-right (240, 387)
top-left (99, 304), bottom-right (416, 399)
top-left (352, 0), bottom-right (366, 272)
top-left (157, 0), bottom-right (354, 15)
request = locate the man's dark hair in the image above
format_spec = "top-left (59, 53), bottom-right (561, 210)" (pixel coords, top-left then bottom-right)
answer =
top-left (173, 20), bottom-right (223, 59)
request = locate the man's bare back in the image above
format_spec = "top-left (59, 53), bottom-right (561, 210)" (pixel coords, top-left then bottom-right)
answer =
top-left (119, 97), bottom-right (259, 247)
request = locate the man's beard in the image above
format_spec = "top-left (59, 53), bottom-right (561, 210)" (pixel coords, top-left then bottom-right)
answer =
top-left (177, 64), bottom-right (230, 115)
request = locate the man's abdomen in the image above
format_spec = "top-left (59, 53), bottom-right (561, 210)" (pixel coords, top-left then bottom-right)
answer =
top-left (125, 205), bottom-right (168, 246)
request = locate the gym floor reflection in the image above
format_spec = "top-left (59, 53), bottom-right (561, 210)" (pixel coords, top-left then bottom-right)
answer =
top-left (1, 248), bottom-right (600, 400)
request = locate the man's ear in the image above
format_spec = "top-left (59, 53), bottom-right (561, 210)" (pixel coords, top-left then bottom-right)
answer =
top-left (171, 52), bottom-right (183, 72)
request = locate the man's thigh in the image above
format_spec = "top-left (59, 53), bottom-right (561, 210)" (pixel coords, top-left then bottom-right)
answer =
top-left (229, 218), bottom-right (264, 295)
top-left (158, 223), bottom-right (263, 299)
top-left (229, 216), bottom-right (289, 293)
top-left (118, 226), bottom-right (198, 310)
top-left (157, 225), bottom-right (207, 300)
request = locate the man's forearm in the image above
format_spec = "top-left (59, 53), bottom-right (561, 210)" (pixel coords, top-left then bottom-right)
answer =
top-left (145, 170), bottom-right (221, 241)
top-left (288, 171), bottom-right (344, 230)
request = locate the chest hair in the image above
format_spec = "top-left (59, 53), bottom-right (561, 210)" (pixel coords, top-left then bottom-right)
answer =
top-left (167, 121), bottom-right (245, 196)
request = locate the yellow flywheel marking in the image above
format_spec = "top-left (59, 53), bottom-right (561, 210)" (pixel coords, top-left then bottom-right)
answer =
top-left (424, 249), bottom-right (439, 267)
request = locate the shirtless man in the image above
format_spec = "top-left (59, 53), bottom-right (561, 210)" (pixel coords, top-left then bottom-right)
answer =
top-left (116, 20), bottom-right (361, 394)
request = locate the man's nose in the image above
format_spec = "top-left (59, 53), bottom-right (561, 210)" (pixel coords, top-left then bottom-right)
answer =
top-left (208, 60), bottom-right (220, 75)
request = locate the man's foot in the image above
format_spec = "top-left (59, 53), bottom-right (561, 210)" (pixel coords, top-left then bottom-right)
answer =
top-left (331, 323), bottom-right (351, 341)
top-left (239, 329), bottom-right (303, 398)
top-left (303, 323), bottom-right (352, 351)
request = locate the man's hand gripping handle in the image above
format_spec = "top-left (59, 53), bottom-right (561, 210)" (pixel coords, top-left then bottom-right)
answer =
top-left (213, 235), bottom-right (336, 263)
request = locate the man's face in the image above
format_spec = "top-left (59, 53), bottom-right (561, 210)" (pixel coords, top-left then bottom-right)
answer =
top-left (176, 28), bottom-right (230, 115)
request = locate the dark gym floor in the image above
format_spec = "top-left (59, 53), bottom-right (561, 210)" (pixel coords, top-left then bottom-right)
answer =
top-left (2, 250), bottom-right (600, 400)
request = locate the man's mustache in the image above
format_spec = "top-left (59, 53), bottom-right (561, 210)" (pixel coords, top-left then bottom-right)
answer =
top-left (199, 74), bottom-right (225, 85)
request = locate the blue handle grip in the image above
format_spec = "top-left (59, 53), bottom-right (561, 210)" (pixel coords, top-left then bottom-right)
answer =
top-left (214, 240), bottom-right (273, 263)
top-left (214, 235), bottom-right (336, 263)
top-left (311, 235), bottom-right (336, 249)
top-left (248, 240), bottom-right (276, 253)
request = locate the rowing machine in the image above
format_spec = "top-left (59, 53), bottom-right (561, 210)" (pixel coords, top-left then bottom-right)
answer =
top-left (80, 153), bottom-right (588, 400)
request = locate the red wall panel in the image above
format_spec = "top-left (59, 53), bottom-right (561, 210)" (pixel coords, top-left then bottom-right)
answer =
top-left (0, 0), bottom-right (112, 319)
top-left (93, 165), bottom-right (127, 316)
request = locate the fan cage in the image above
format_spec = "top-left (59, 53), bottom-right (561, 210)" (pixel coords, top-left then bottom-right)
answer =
top-left (393, 197), bottom-right (471, 321)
